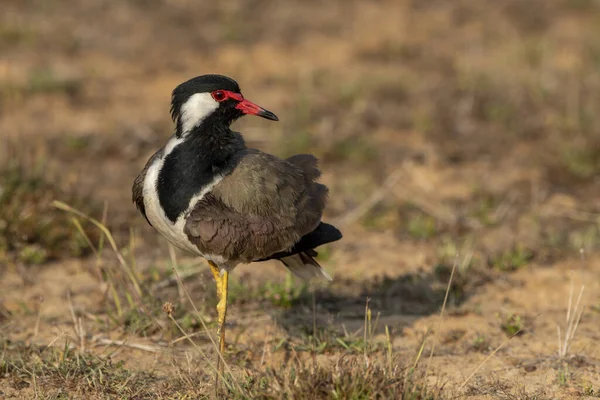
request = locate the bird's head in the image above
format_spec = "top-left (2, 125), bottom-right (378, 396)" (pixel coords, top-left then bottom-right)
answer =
top-left (170, 74), bottom-right (278, 136)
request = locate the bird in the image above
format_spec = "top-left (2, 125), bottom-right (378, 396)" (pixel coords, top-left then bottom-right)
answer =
top-left (132, 74), bottom-right (342, 367)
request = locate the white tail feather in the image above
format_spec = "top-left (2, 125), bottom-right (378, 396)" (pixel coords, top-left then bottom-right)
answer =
top-left (280, 252), bottom-right (332, 281)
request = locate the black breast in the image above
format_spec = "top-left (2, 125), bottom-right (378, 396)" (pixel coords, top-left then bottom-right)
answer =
top-left (157, 129), bottom-right (244, 222)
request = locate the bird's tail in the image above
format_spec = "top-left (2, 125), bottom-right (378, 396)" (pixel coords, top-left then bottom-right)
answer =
top-left (279, 251), bottom-right (332, 281)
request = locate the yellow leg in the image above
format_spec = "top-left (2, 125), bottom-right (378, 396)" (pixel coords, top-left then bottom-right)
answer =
top-left (208, 261), bottom-right (229, 375)
top-left (217, 270), bottom-right (229, 356)
top-left (209, 261), bottom-right (222, 299)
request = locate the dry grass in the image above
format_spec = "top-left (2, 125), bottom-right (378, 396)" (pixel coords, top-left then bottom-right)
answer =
top-left (0, 158), bottom-right (100, 266)
top-left (2, 0), bottom-right (600, 398)
top-left (0, 199), bottom-right (449, 398)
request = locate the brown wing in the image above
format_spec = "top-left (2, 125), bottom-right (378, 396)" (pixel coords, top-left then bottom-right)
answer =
top-left (132, 148), bottom-right (163, 226)
top-left (184, 150), bottom-right (328, 263)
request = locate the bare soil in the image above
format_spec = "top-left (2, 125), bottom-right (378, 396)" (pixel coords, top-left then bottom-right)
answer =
top-left (2, 1), bottom-right (600, 398)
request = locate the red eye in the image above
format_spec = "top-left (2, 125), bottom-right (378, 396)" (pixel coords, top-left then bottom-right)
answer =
top-left (212, 90), bottom-right (227, 102)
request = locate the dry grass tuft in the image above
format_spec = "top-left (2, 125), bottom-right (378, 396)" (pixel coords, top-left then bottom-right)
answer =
top-left (1, 339), bottom-right (168, 399)
top-left (0, 159), bottom-right (100, 266)
top-left (235, 357), bottom-right (437, 400)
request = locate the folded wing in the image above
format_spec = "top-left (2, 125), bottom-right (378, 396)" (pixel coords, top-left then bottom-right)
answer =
top-left (184, 150), bottom-right (341, 279)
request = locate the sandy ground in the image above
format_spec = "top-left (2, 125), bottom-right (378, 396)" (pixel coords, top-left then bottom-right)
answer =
top-left (2, 1), bottom-right (600, 398)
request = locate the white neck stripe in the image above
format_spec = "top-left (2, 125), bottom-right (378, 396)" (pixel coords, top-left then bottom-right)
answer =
top-left (179, 92), bottom-right (219, 135)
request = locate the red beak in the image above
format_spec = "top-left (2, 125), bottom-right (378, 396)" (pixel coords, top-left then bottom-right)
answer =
top-left (235, 98), bottom-right (279, 121)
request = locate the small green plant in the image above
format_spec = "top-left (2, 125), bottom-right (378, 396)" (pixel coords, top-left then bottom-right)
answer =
top-left (500, 313), bottom-right (524, 336)
top-left (492, 245), bottom-right (534, 272)
top-left (437, 235), bottom-right (476, 273)
top-left (62, 135), bottom-right (91, 151)
top-left (582, 382), bottom-right (595, 396)
top-left (121, 307), bottom-right (157, 336)
top-left (295, 332), bottom-right (330, 354)
top-left (569, 226), bottom-right (600, 253)
top-left (294, 300), bottom-right (384, 356)
top-left (557, 364), bottom-right (570, 387)
top-left (176, 311), bottom-right (202, 332)
top-left (17, 244), bottom-right (49, 265)
top-left (227, 275), bottom-right (254, 304)
top-left (360, 202), bottom-right (398, 230)
top-left (407, 214), bottom-right (437, 240)
top-left (293, 327), bottom-right (384, 355)
top-left (560, 145), bottom-right (600, 181)
top-left (259, 273), bottom-right (307, 308)
top-left (471, 334), bottom-right (488, 352)
top-left (471, 191), bottom-right (499, 226)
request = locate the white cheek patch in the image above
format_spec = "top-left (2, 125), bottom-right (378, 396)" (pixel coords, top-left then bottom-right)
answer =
top-left (180, 92), bottom-right (219, 134)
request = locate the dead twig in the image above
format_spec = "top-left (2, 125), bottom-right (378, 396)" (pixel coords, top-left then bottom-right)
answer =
top-left (93, 336), bottom-right (166, 353)
top-left (424, 255), bottom-right (457, 384)
top-left (459, 328), bottom-right (523, 390)
top-left (66, 291), bottom-right (85, 352)
top-left (557, 273), bottom-right (585, 358)
top-left (154, 267), bottom-right (204, 290)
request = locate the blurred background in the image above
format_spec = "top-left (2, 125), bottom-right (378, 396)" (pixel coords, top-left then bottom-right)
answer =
top-left (1, 0), bottom-right (600, 397)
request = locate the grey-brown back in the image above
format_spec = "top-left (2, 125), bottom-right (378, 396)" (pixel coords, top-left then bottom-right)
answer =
top-left (184, 150), bottom-right (328, 264)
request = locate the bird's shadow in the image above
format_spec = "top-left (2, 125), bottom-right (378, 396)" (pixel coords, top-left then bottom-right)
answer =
top-left (271, 264), bottom-right (488, 339)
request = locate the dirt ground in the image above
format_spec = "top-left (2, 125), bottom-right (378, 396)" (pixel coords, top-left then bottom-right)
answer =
top-left (2, 0), bottom-right (600, 399)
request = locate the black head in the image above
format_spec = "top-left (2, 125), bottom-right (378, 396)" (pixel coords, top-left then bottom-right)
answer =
top-left (170, 74), bottom-right (278, 135)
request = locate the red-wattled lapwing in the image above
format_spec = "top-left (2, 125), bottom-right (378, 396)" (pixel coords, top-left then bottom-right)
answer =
top-left (132, 74), bottom-right (342, 362)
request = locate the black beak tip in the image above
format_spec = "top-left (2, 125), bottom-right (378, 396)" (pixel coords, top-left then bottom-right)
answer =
top-left (260, 110), bottom-right (279, 122)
